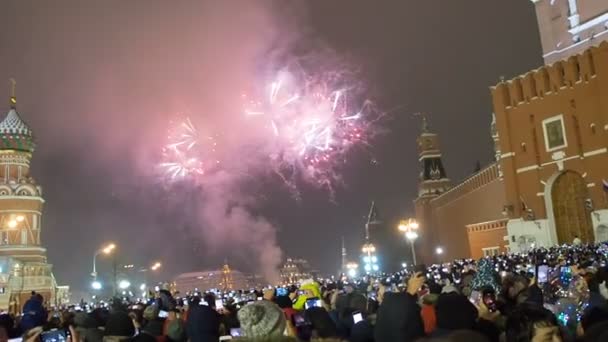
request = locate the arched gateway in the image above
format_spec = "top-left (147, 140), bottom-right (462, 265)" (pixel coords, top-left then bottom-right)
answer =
top-left (550, 171), bottom-right (594, 244)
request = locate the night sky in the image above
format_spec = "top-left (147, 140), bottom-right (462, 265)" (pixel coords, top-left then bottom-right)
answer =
top-left (0, 0), bottom-right (543, 292)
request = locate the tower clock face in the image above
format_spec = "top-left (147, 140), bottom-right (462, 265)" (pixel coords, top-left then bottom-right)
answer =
top-left (424, 138), bottom-right (433, 149)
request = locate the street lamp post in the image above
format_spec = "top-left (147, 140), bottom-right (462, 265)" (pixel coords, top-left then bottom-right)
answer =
top-left (361, 243), bottom-right (378, 273)
top-left (399, 219), bottom-right (420, 266)
top-left (92, 243), bottom-right (115, 280)
top-left (345, 262), bottom-right (359, 278)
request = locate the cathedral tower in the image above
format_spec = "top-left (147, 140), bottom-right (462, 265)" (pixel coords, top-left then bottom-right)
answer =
top-left (0, 81), bottom-right (58, 312)
top-left (414, 115), bottom-right (451, 264)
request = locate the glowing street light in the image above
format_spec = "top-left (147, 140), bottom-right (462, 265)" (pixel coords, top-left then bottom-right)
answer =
top-left (92, 243), bottom-right (116, 279)
top-left (91, 281), bottom-right (103, 290)
top-left (436, 247), bottom-right (444, 255)
top-left (7, 220), bottom-right (17, 229)
top-left (346, 262), bottom-right (358, 278)
top-left (399, 218), bottom-right (420, 265)
top-left (118, 280), bottom-right (131, 289)
top-left (16, 215), bottom-right (25, 223)
top-left (361, 242), bottom-right (379, 274)
top-left (150, 262), bottom-right (162, 271)
top-left (102, 243), bottom-right (116, 255)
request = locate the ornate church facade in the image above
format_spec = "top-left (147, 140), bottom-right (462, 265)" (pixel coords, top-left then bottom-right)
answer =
top-left (415, 0), bottom-right (608, 262)
top-left (0, 86), bottom-right (66, 312)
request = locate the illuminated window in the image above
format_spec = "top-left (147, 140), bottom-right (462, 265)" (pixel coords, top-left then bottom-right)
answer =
top-left (482, 247), bottom-right (500, 257)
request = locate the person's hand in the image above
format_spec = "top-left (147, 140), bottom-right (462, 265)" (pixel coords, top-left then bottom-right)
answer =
top-left (68, 325), bottom-right (80, 342)
top-left (377, 284), bottom-right (386, 304)
top-left (23, 326), bottom-right (43, 342)
top-left (476, 300), bottom-right (500, 322)
top-left (407, 272), bottom-right (425, 296)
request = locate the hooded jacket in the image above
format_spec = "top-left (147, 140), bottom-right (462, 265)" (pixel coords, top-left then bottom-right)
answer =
top-left (293, 281), bottom-right (322, 310)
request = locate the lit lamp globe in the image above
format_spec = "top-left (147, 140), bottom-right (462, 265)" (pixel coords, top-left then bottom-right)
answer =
top-left (405, 230), bottom-right (418, 241)
top-left (91, 281), bottom-right (102, 290)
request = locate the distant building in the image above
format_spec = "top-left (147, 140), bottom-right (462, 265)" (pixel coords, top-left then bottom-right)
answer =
top-left (415, 0), bottom-right (608, 262)
top-left (279, 258), bottom-right (318, 284)
top-left (173, 263), bottom-right (252, 293)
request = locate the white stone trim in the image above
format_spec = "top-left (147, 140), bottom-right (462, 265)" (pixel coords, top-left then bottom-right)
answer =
top-left (542, 114), bottom-right (568, 152)
top-left (541, 154), bottom-right (579, 167)
top-left (583, 148), bottom-right (607, 157)
top-left (501, 152), bottom-right (515, 159)
top-left (517, 165), bottom-right (539, 174)
top-left (568, 12), bottom-right (608, 35)
top-left (418, 154), bottom-right (442, 161)
top-left (0, 196), bottom-right (44, 203)
top-left (0, 246), bottom-right (46, 252)
top-left (0, 210), bottom-right (41, 214)
top-left (537, 192), bottom-right (545, 196)
top-left (543, 29), bottom-right (608, 58)
top-left (587, 183), bottom-right (596, 187)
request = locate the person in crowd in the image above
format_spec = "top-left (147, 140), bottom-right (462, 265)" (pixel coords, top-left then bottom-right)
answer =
top-left (275, 295), bottom-right (297, 324)
top-left (186, 303), bottom-right (220, 342)
top-left (573, 235), bottom-right (582, 246)
top-left (237, 300), bottom-right (287, 340)
top-left (165, 319), bottom-right (186, 342)
top-left (584, 275), bottom-right (607, 312)
top-left (432, 292), bottom-right (479, 338)
top-left (505, 303), bottom-right (562, 342)
top-left (304, 307), bottom-right (339, 340)
top-left (103, 311), bottom-right (136, 342)
top-left (420, 283), bottom-right (440, 334)
top-left (374, 272), bottom-right (425, 341)
top-left (140, 304), bottom-right (164, 338)
top-left (293, 279), bottom-right (323, 311)
top-left (501, 275), bottom-right (531, 315)
top-left (20, 292), bottom-right (47, 333)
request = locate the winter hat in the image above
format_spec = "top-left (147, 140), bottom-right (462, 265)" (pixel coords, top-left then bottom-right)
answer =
top-left (143, 305), bottom-right (159, 321)
top-left (238, 301), bottom-right (286, 338)
top-left (166, 319), bottom-right (186, 342)
top-left (104, 312), bottom-right (135, 337)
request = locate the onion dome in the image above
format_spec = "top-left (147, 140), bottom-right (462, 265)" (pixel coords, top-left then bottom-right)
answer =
top-left (0, 85), bottom-right (35, 153)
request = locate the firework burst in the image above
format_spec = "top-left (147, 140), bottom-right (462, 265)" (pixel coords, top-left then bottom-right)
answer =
top-left (159, 116), bottom-right (219, 182)
top-left (244, 68), bottom-right (377, 193)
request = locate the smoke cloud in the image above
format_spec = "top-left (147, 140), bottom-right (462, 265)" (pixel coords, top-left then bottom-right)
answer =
top-left (0, 0), bottom-right (306, 287)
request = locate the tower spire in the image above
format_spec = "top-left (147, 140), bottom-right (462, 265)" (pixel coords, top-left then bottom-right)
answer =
top-left (9, 78), bottom-right (16, 109)
top-left (414, 112), bottom-right (429, 133)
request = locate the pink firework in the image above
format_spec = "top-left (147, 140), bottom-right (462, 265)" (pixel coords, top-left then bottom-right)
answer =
top-left (245, 69), bottom-right (376, 191)
top-left (159, 116), bottom-right (219, 181)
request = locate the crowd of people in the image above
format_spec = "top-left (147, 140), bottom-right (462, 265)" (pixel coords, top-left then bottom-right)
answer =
top-left (5, 243), bottom-right (608, 341)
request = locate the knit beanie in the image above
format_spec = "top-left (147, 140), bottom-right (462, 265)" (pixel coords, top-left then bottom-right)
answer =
top-left (238, 301), bottom-right (286, 338)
